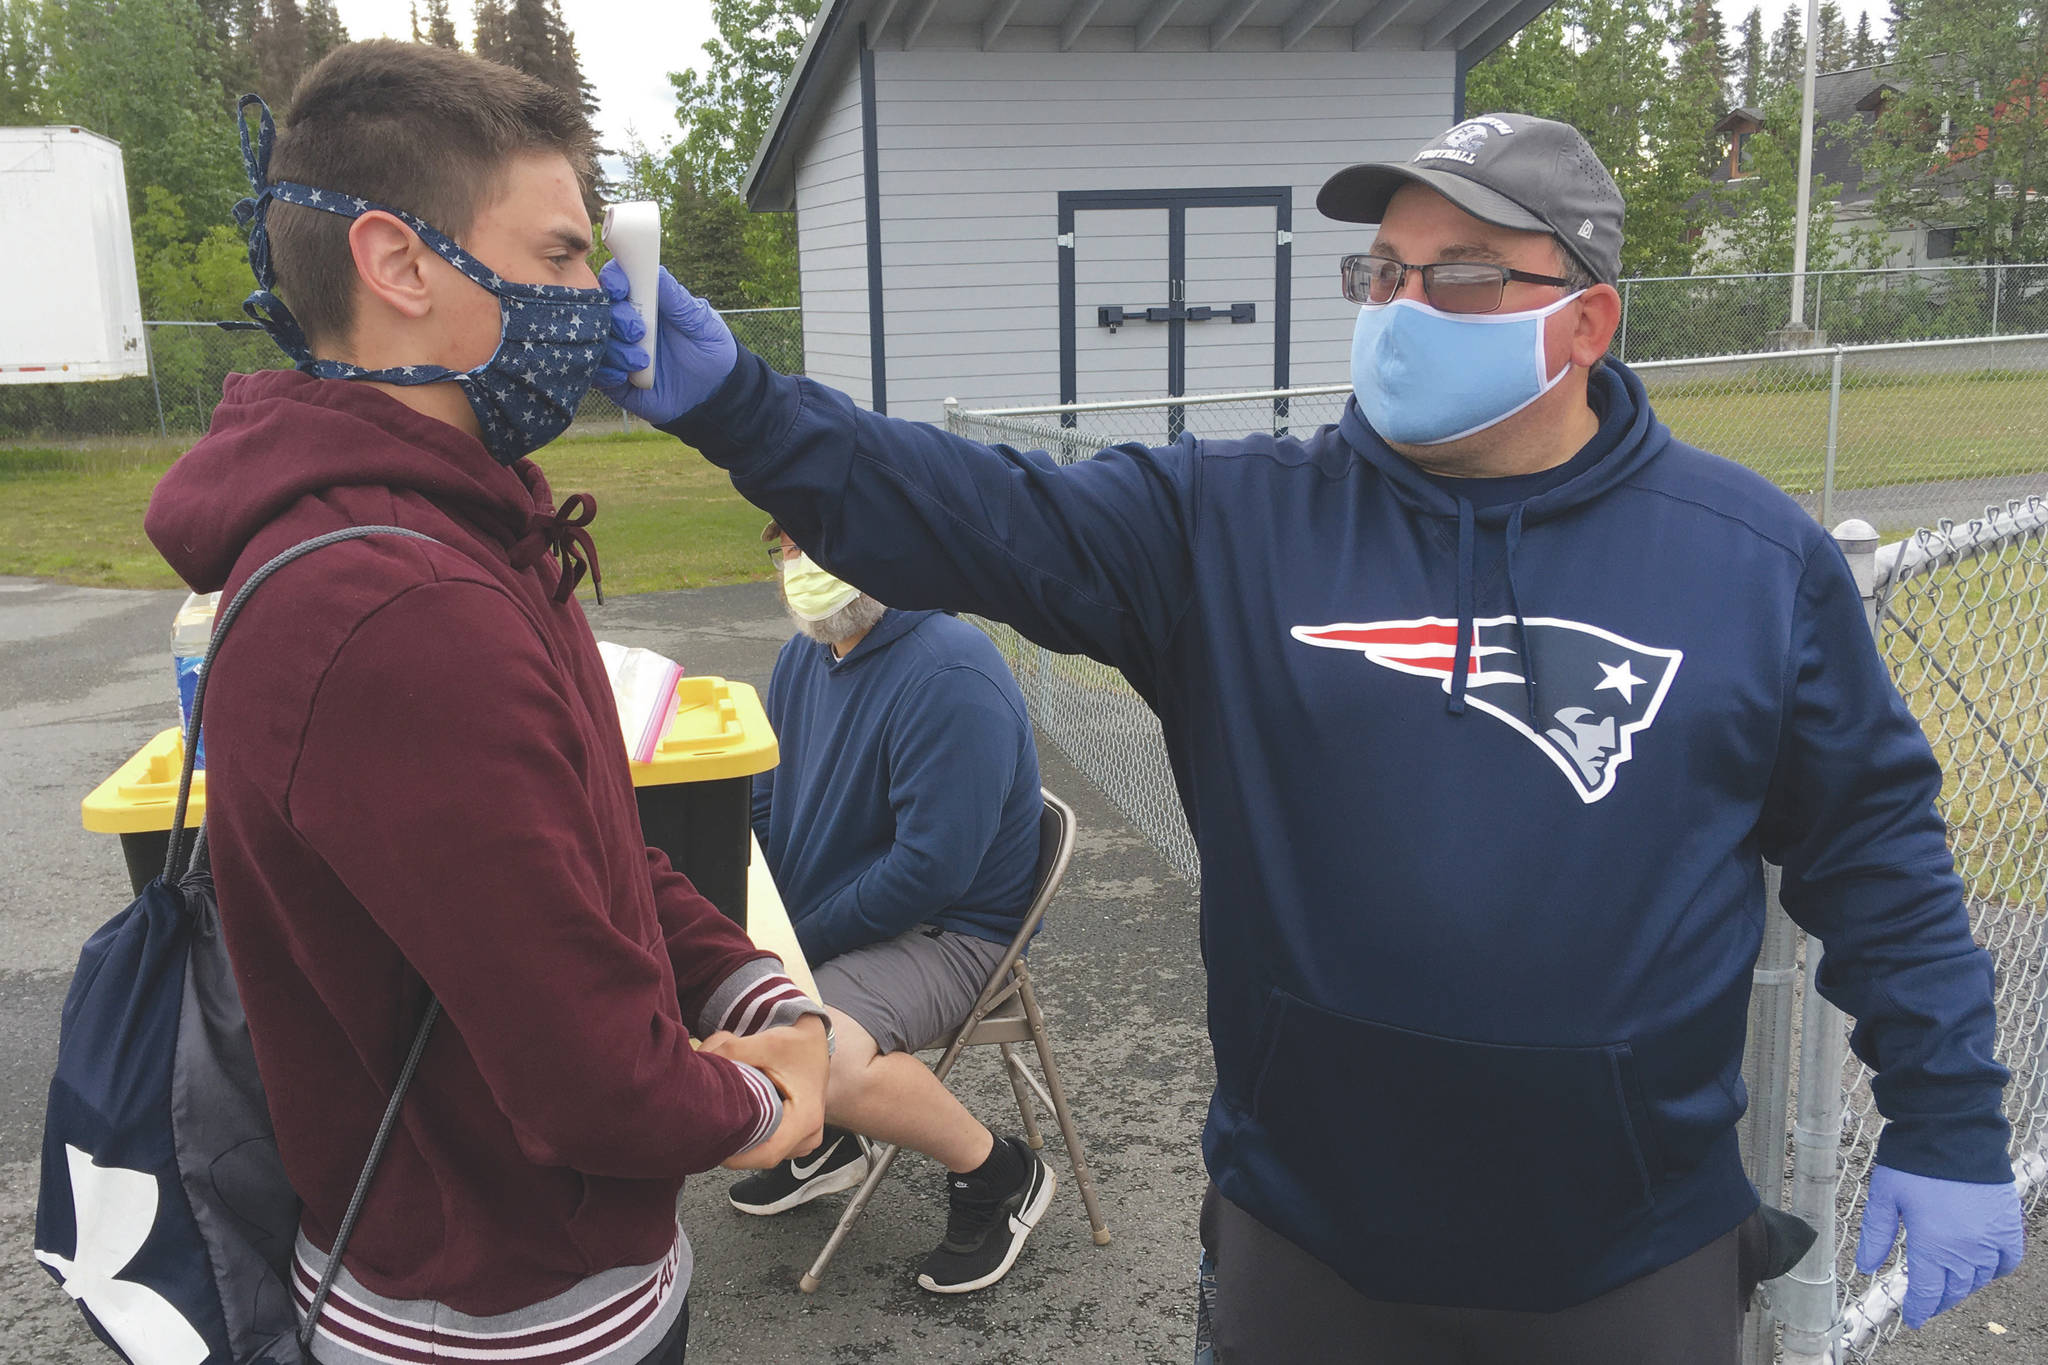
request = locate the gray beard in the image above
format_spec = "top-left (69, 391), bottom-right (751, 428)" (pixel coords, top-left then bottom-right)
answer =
top-left (787, 592), bottom-right (888, 648)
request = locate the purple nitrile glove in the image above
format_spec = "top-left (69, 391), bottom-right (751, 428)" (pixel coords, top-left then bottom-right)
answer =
top-left (593, 259), bottom-right (738, 426)
top-left (1855, 1164), bottom-right (2024, 1329)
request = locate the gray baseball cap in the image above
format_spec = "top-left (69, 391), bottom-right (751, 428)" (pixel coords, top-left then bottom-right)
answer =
top-left (1317, 113), bottom-right (1624, 285)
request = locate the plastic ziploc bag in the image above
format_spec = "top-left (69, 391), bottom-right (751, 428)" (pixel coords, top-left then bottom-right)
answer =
top-left (596, 641), bottom-right (685, 764)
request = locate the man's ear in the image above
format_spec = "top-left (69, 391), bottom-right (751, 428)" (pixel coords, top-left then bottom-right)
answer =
top-left (347, 211), bottom-right (434, 323)
top-left (1569, 283), bottom-right (1622, 368)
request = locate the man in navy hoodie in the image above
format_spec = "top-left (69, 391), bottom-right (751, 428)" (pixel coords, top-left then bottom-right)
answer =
top-left (726, 521), bottom-right (1054, 1294)
top-left (597, 115), bottom-right (2023, 1361)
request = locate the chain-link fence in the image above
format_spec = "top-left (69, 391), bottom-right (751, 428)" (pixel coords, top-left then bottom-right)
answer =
top-left (1807, 503), bottom-right (2048, 1364)
top-left (570, 307), bottom-right (803, 437)
top-left (5, 267), bottom-right (2042, 440)
top-left (950, 346), bottom-right (2047, 1363)
top-left (952, 331), bottom-right (2048, 541)
top-left (0, 308), bottom-right (803, 444)
top-left (1616, 264), bottom-right (2048, 364)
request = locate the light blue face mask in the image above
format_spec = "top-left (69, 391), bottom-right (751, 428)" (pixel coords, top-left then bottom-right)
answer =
top-left (1351, 292), bottom-right (1582, 447)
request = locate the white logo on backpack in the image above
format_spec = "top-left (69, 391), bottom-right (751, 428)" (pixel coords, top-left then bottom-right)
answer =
top-left (34, 1146), bottom-right (209, 1365)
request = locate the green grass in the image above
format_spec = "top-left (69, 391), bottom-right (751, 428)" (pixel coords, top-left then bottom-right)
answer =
top-left (0, 441), bottom-right (191, 588)
top-left (0, 432), bottom-right (780, 594)
top-left (535, 434), bottom-right (777, 595)
top-left (1648, 368), bottom-right (2047, 494)
top-left (2, 368), bottom-right (2043, 591)
top-left (1880, 563), bottom-right (2048, 911)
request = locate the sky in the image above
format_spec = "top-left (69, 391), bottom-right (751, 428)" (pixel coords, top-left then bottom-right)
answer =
top-left (328, 0), bottom-right (1890, 165)
top-left (330, 0), bottom-right (717, 154)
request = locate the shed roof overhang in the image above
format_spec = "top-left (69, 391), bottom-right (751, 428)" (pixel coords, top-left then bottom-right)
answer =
top-left (744, 0), bottom-right (1556, 209)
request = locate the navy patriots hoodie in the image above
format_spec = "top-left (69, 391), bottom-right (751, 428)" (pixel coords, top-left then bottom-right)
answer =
top-left (669, 350), bottom-right (2010, 1311)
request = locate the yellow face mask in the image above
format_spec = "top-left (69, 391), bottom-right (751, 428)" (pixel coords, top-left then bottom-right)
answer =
top-left (781, 552), bottom-right (862, 621)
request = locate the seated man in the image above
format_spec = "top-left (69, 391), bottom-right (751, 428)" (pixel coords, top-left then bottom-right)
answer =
top-left (736, 522), bottom-right (1054, 1294)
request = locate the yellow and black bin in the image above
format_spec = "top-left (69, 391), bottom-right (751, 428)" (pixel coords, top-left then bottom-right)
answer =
top-left (627, 675), bottom-right (778, 930)
top-left (83, 674), bottom-right (780, 931)
top-left (82, 730), bottom-right (202, 898)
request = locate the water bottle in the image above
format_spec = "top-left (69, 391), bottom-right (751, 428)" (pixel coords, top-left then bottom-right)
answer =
top-left (172, 591), bottom-right (219, 767)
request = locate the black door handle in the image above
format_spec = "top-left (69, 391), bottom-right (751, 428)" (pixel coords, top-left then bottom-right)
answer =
top-left (1098, 302), bottom-right (1256, 331)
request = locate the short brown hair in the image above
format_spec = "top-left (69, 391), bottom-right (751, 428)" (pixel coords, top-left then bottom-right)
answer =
top-left (266, 40), bottom-right (597, 349)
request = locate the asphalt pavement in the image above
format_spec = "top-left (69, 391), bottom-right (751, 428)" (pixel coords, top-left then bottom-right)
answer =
top-left (2, 575), bottom-right (2040, 1363)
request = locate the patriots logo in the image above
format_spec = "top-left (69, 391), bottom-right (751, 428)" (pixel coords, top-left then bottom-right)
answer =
top-left (1291, 615), bottom-right (1683, 803)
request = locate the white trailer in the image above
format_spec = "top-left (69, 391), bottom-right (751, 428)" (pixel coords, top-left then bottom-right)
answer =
top-left (0, 125), bottom-right (147, 384)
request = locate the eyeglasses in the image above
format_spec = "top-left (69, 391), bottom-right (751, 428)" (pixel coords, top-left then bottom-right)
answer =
top-left (1341, 254), bottom-right (1574, 314)
top-left (765, 542), bottom-right (799, 567)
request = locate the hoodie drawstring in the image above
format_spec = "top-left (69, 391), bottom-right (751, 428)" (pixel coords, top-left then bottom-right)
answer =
top-left (512, 492), bottom-right (604, 605)
top-left (1447, 497), bottom-right (1476, 715)
top-left (1446, 498), bottom-right (1539, 722)
top-left (1503, 504), bottom-right (1538, 723)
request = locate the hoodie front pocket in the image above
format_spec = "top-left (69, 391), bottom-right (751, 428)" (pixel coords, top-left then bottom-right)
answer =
top-left (1247, 987), bottom-right (1659, 1284)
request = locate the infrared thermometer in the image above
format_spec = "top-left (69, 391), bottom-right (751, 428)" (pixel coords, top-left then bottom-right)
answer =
top-left (602, 201), bottom-right (661, 390)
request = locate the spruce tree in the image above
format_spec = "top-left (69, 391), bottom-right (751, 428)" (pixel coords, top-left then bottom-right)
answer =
top-left (303, 0), bottom-right (345, 65)
top-left (1737, 5), bottom-right (1766, 105)
top-left (472, 0), bottom-right (509, 64)
top-left (423, 0), bottom-right (457, 48)
top-left (1764, 3), bottom-right (1804, 97)
top-left (1816, 0), bottom-right (1848, 71)
top-left (255, 0), bottom-right (306, 99)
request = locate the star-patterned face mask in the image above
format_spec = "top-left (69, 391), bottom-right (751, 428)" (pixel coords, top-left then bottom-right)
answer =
top-left (232, 95), bottom-right (612, 465)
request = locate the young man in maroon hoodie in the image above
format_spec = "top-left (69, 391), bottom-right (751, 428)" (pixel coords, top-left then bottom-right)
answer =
top-left (143, 41), bottom-right (829, 1365)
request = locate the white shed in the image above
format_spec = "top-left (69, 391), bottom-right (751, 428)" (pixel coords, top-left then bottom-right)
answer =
top-left (745, 0), bottom-right (1553, 422)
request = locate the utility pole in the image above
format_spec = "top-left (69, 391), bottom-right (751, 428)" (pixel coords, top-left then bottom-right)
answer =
top-left (1783, 0), bottom-right (1823, 343)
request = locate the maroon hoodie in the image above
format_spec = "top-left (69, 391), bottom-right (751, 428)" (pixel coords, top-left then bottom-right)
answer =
top-left (146, 370), bottom-right (806, 1334)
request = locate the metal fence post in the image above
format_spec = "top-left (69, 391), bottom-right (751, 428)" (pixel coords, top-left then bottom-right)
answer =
top-left (1741, 864), bottom-right (1801, 1365)
top-left (143, 323), bottom-right (168, 438)
top-left (1820, 347), bottom-right (1845, 528)
top-left (1781, 945), bottom-right (1851, 1365)
top-left (1992, 264), bottom-right (2004, 336)
top-left (1618, 279), bottom-right (1631, 363)
top-left (1780, 519), bottom-right (1879, 1365)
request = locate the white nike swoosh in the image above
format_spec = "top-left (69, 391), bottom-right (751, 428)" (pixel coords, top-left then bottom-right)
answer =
top-left (791, 1138), bottom-right (843, 1181)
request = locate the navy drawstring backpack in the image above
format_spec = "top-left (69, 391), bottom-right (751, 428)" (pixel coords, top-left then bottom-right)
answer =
top-left (36, 527), bottom-right (443, 1364)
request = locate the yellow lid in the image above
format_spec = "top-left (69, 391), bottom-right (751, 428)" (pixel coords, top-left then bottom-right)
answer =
top-left (629, 676), bottom-right (779, 787)
top-left (82, 728), bottom-right (204, 833)
top-left (84, 678), bottom-right (777, 833)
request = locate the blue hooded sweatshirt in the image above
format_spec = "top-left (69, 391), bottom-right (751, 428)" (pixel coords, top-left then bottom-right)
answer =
top-left (670, 351), bottom-right (2010, 1312)
top-left (752, 608), bottom-right (1042, 965)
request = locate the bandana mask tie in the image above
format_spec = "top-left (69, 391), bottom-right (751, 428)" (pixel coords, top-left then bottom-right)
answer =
top-left (232, 95), bottom-right (610, 465)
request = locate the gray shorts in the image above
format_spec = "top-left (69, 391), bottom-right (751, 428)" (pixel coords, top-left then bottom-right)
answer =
top-left (812, 926), bottom-right (1011, 1056)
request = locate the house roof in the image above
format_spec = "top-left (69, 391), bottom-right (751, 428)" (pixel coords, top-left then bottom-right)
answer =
top-left (1705, 62), bottom-right (1895, 207)
top-left (1706, 58), bottom-right (2002, 214)
top-left (1808, 62), bottom-right (1895, 205)
top-left (744, 0), bottom-right (1561, 209)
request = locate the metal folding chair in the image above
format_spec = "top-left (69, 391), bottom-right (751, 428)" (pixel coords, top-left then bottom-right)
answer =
top-left (799, 788), bottom-right (1112, 1292)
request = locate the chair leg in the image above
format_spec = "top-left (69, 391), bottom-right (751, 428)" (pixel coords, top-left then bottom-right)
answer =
top-left (1001, 1042), bottom-right (1046, 1149)
top-left (1014, 963), bottom-right (1112, 1246)
top-left (801, 1140), bottom-right (905, 1293)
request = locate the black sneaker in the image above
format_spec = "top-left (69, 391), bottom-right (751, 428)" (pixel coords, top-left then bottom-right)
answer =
top-left (728, 1127), bottom-right (871, 1216)
top-left (916, 1136), bottom-right (1055, 1294)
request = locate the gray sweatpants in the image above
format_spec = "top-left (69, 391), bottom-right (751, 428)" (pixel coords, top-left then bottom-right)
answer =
top-left (1201, 1186), bottom-right (1765, 1365)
